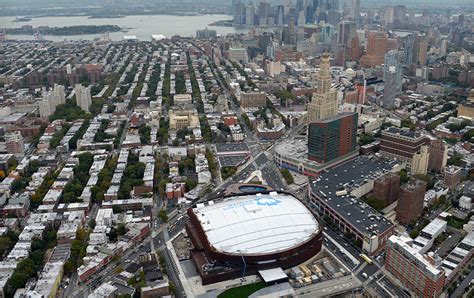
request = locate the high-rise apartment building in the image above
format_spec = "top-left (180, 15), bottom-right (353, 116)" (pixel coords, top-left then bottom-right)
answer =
top-left (383, 50), bottom-right (403, 108)
top-left (373, 173), bottom-right (400, 206)
top-left (396, 179), bottom-right (427, 225)
top-left (380, 127), bottom-right (430, 171)
top-left (386, 235), bottom-right (445, 298)
top-left (38, 84), bottom-right (66, 118)
top-left (384, 6), bottom-right (395, 27)
top-left (413, 35), bottom-right (428, 65)
top-left (75, 84), bottom-right (92, 113)
top-left (428, 139), bottom-right (448, 173)
top-left (411, 145), bottom-right (430, 175)
top-left (308, 112), bottom-right (357, 163)
top-left (308, 53), bottom-right (338, 123)
top-left (360, 32), bottom-right (388, 68)
top-left (348, 35), bottom-right (363, 61)
top-left (5, 131), bottom-right (24, 155)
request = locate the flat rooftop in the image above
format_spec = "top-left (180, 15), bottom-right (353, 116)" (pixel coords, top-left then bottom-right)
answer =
top-left (389, 235), bottom-right (443, 278)
top-left (193, 192), bottom-right (319, 255)
top-left (384, 127), bottom-right (423, 139)
top-left (310, 155), bottom-right (397, 236)
top-left (420, 218), bottom-right (447, 237)
top-left (215, 143), bottom-right (250, 154)
top-left (274, 138), bottom-right (310, 160)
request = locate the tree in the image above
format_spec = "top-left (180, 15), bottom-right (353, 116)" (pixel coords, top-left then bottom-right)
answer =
top-left (63, 259), bottom-right (76, 276)
top-left (363, 196), bottom-right (386, 211)
top-left (158, 209), bottom-right (168, 222)
top-left (358, 133), bottom-right (375, 146)
top-left (88, 219), bottom-right (96, 230)
top-left (117, 223), bottom-right (127, 236)
top-left (448, 153), bottom-right (465, 167)
top-left (398, 169), bottom-right (409, 184)
top-left (0, 237), bottom-right (12, 257)
top-left (108, 228), bottom-right (118, 242)
top-left (185, 179), bottom-right (197, 191)
top-left (401, 119), bottom-right (416, 131)
top-left (409, 229), bottom-right (420, 239)
top-left (221, 167), bottom-right (237, 180)
top-left (280, 169), bottom-right (294, 184)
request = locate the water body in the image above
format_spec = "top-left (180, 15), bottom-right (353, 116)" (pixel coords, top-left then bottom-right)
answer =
top-left (0, 14), bottom-right (247, 41)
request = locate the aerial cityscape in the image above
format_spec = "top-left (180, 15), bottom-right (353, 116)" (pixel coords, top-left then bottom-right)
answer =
top-left (0, 0), bottom-right (473, 297)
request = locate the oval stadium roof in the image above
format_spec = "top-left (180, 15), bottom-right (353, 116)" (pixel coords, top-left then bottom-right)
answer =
top-left (193, 192), bottom-right (319, 255)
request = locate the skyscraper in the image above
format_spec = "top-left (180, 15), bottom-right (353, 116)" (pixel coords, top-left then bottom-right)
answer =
top-left (233, 1), bottom-right (246, 25)
top-left (383, 50), bottom-right (403, 108)
top-left (276, 5), bottom-right (285, 25)
top-left (360, 31), bottom-right (388, 67)
top-left (296, 0), bottom-right (305, 13)
top-left (245, 5), bottom-right (255, 26)
top-left (75, 84), bottom-right (91, 113)
top-left (337, 21), bottom-right (357, 47)
top-left (297, 11), bottom-right (306, 26)
top-left (328, 0), bottom-right (339, 10)
top-left (394, 5), bottom-right (406, 23)
top-left (413, 35), bottom-right (428, 65)
top-left (343, 0), bottom-right (360, 21)
top-left (384, 5), bottom-right (395, 28)
top-left (308, 112), bottom-right (358, 163)
top-left (259, 32), bottom-right (272, 55)
top-left (308, 53), bottom-right (338, 123)
top-left (258, 0), bottom-right (271, 26)
top-left (404, 33), bottom-right (416, 65)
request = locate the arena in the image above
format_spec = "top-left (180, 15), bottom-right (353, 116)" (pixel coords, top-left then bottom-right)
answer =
top-left (186, 189), bottom-right (323, 284)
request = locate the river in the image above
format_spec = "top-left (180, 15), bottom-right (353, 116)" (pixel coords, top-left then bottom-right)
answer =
top-left (0, 14), bottom-right (247, 42)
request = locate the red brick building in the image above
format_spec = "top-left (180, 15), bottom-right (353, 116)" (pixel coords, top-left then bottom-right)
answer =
top-left (360, 32), bottom-right (388, 67)
top-left (380, 127), bottom-right (430, 171)
top-left (443, 165), bottom-right (462, 189)
top-left (372, 173), bottom-right (400, 206)
top-left (396, 179), bottom-right (427, 225)
top-left (308, 113), bottom-right (358, 163)
top-left (386, 235), bottom-right (445, 297)
top-left (428, 139), bottom-right (447, 173)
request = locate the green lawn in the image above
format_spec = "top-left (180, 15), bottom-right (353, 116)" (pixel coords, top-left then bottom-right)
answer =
top-left (218, 282), bottom-right (266, 298)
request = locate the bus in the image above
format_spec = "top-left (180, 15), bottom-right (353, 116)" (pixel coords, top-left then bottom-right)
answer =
top-left (360, 254), bottom-right (373, 264)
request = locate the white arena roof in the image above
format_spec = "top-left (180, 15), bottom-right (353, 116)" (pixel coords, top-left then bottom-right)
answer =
top-left (193, 192), bottom-right (319, 255)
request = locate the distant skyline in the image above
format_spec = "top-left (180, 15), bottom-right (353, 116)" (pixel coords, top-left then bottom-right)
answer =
top-left (1, 0), bottom-right (474, 6)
